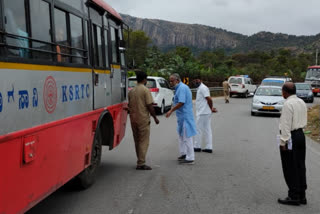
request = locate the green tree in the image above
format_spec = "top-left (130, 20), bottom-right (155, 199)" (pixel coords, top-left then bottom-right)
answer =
top-left (125, 30), bottom-right (151, 69)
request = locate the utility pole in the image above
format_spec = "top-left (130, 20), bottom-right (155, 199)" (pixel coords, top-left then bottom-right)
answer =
top-left (316, 49), bottom-right (319, 65)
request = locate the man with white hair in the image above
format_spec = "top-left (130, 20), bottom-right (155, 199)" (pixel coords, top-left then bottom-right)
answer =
top-left (166, 73), bottom-right (197, 164)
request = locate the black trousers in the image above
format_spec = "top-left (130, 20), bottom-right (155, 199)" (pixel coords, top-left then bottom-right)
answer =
top-left (280, 128), bottom-right (307, 199)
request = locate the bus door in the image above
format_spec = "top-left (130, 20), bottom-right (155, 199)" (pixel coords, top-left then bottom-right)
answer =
top-left (90, 8), bottom-right (111, 109)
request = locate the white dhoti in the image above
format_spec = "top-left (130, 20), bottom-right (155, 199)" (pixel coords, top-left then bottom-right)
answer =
top-left (194, 114), bottom-right (213, 150)
top-left (178, 123), bottom-right (195, 161)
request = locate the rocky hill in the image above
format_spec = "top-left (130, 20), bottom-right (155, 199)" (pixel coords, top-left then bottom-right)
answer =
top-left (121, 14), bottom-right (320, 54)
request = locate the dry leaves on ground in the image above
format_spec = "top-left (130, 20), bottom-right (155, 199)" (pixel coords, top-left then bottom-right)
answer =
top-left (305, 105), bottom-right (320, 143)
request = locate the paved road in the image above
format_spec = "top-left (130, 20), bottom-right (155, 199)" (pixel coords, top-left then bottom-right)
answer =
top-left (27, 97), bottom-right (320, 214)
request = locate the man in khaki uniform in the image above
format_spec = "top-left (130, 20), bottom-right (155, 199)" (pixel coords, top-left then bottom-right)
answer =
top-left (128, 71), bottom-right (159, 170)
top-left (222, 78), bottom-right (230, 103)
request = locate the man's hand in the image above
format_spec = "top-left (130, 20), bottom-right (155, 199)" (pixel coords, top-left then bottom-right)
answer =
top-left (123, 107), bottom-right (130, 114)
top-left (154, 117), bottom-right (160, 125)
top-left (280, 144), bottom-right (288, 151)
top-left (166, 110), bottom-right (172, 118)
top-left (212, 107), bottom-right (218, 113)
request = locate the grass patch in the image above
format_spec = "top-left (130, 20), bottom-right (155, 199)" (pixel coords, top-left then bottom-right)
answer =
top-left (305, 105), bottom-right (320, 143)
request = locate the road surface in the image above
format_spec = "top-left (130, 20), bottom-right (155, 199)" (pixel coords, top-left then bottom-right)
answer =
top-left (27, 97), bottom-right (320, 214)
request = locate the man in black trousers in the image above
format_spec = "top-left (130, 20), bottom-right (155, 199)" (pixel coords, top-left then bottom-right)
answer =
top-left (278, 82), bottom-right (308, 206)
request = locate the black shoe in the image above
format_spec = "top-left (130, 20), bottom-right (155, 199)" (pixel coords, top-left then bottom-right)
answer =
top-left (202, 149), bottom-right (213, 153)
top-left (136, 165), bottom-right (152, 170)
top-left (177, 155), bottom-right (186, 161)
top-left (194, 148), bottom-right (201, 152)
top-left (179, 160), bottom-right (194, 165)
top-left (278, 197), bottom-right (300, 206)
top-left (300, 198), bottom-right (307, 205)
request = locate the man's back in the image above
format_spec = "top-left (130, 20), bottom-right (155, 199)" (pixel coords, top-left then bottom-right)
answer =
top-left (223, 81), bottom-right (229, 91)
top-left (196, 83), bottom-right (211, 116)
top-left (128, 84), bottom-right (153, 124)
top-left (282, 95), bottom-right (307, 130)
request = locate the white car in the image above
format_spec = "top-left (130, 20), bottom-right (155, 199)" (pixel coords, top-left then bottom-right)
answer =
top-left (251, 86), bottom-right (285, 116)
top-left (228, 75), bottom-right (257, 98)
top-left (128, 76), bottom-right (174, 114)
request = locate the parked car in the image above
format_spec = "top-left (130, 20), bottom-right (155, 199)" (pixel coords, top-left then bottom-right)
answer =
top-left (251, 86), bottom-right (285, 116)
top-left (128, 76), bottom-right (174, 114)
top-left (228, 75), bottom-right (256, 98)
top-left (260, 76), bottom-right (292, 87)
top-left (296, 83), bottom-right (314, 103)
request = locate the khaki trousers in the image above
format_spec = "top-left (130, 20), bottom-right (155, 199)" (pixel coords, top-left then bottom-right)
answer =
top-left (224, 90), bottom-right (229, 101)
top-left (131, 121), bottom-right (150, 166)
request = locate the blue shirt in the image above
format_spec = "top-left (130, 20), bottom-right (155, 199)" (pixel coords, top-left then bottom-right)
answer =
top-left (174, 82), bottom-right (197, 138)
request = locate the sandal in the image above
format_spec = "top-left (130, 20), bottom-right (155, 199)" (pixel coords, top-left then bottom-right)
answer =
top-left (136, 165), bottom-right (152, 170)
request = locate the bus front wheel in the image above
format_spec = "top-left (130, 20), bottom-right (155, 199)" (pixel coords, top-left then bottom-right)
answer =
top-left (76, 129), bottom-right (102, 189)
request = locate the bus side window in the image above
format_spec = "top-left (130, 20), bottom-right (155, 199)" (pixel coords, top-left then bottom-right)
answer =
top-left (4, 0), bottom-right (29, 58)
top-left (30, 0), bottom-right (53, 61)
top-left (119, 27), bottom-right (126, 68)
top-left (104, 15), bottom-right (109, 68)
top-left (92, 24), bottom-right (103, 68)
top-left (104, 29), bottom-right (109, 68)
top-left (54, 8), bottom-right (70, 63)
top-left (84, 21), bottom-right (90, 65)
top-left (70, 14), bottom-right (84, 64)
top-left (110, 26), bottom-right (119, 64)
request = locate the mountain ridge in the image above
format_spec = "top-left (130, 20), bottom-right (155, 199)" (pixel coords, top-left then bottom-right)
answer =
top-left (121, 14), bottom-right (320, 54)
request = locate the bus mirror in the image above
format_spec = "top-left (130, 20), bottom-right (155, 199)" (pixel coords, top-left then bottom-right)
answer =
top-left (119, 40), bottom-right (126, 48)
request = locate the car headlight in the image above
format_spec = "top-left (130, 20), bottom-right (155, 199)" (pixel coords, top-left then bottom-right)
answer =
top-left (278, 100), bottom-right (285, 105)
top-left (253, 99), bottom-right (260, 104)
top-left (308, 91), bottom-right (313, 96)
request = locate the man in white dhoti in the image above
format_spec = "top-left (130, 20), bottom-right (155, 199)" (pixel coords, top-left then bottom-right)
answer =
top-left (193, 79), bottom-right (217, 153)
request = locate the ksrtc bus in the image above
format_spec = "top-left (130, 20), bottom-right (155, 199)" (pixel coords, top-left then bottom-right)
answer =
top-left (305, 65), bottom-right (320, 96)
top-left (0, 0), bottom-right (128, 213)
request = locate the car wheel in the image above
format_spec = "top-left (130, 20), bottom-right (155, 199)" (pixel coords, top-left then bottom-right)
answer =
top-left (313, 92), bottom-right (318, 97)
top-left (251, 111), bottom-right (255, 116)
top-left (244, 91), bottom-right (249, 98)
top-left (160, 100), bottom-right (165, 115)
top-left (230, 93), bottom-right (233, 98)
top-left (310, 97), bottom-right (314, 103)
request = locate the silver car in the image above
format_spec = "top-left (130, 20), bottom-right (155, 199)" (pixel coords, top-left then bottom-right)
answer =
top-left (251, 86), bottom-right (285, 116)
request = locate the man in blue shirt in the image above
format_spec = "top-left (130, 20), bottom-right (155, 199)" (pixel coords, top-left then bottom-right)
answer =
top-left (166, 73), bottom-right (197, 164)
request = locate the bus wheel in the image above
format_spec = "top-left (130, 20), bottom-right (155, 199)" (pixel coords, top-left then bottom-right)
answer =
top-left (76, 129), bottom-right (102, 189)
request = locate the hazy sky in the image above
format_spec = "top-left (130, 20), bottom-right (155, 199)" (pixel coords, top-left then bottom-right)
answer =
top-left (107, 0), bottom-right (319, 36)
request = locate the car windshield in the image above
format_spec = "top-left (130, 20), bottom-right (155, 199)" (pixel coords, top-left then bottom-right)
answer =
top-left (255, 88), bottom-right (282, 96)
top-left (306, 68), bottom-right (320, 79)
top-left (128, 79), bottom-right (156, 88)
top-left (229, 78), bottom-right (242, 84)
top-left (261, 80), bottom-right (285, 87)
top-left (296, 84), bottom-right (311, 90)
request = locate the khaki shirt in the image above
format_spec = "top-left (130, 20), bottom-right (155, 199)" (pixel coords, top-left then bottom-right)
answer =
top-left (223, 81), bottom-right (230, 91)
top-left (128, 83), bottom-right (154, 125)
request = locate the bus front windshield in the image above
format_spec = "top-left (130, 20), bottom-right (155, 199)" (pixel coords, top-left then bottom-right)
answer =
top-left (306, 68), bottom-right (320, 80)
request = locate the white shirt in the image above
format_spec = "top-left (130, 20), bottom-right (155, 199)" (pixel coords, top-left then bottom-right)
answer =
top-left (196, 83), bottom-right (211, 116)
top-left (279, 95), bottom-right (307, 146)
